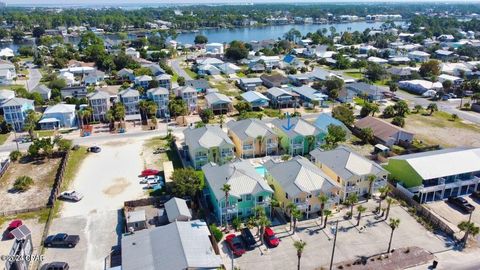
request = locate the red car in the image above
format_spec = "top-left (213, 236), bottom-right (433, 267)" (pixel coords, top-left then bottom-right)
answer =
top-left (225, 234), bottom-right (246, 257)
top-left (263, 227), bottom-right (280, 247)
top-left (140, 169), bottom-right (160, 177)
top-left (5, 219), bottom-right (22, 239)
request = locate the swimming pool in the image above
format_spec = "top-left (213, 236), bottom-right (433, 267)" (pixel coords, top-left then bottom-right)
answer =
top-left (255, 166), bottom-right (266, 177)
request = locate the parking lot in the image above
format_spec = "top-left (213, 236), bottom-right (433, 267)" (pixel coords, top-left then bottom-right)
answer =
top-left (43, 138), bottom-right (146, 269)
top-left (221, 204), bottom-right (449, 270)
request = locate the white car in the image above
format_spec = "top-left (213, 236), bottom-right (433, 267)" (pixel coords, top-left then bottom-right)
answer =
top-left (139, 175), bottom-right (161, 184)
top-left (59, 190), bottom-right (83, 201)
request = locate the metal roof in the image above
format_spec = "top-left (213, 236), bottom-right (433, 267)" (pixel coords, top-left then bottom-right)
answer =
top-left (227, 118), bottom-right (276, 141)
top-left (271, 117), bottom-right (321, 139)
top-left (241, 91), bottom-right (269, 103)
top-left (205, 92), bottom-right (232, 105)
top-left (165, 197), bottom-right (192, 223)
top-left (183, 125), bottom-right (234, 150)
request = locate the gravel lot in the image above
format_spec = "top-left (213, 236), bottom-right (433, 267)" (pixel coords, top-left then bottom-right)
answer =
top-left (43, 138), bottom-right (145, 269)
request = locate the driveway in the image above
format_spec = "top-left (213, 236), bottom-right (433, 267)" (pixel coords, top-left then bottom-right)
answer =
top-left (43, 139), bottom-right (146, 269)
top-left (27, 67), bottom-right (41, 91)
top-left (171, 58), bottom-right (192, 80)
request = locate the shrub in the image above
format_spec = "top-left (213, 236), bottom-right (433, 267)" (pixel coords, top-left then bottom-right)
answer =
top-left (209, 224), bottom-right (223, 242)
top-left (9, 150), bottom-right (22, 161)
top-left (13, 176), bottom-right (34, 191)
top-left (232, 217), bottom-right (242, 231)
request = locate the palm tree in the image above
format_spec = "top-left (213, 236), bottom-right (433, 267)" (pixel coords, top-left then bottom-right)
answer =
top-left (427, 103), bottom-right (438, 116)
top-left (384, 197), bottom-right (395, 220)
top-left (269, 198), bottom-right (279, 219)
top-left (323, 209), bottom-right (332, 229)
top-left (458, 221), bottom-right (480, 248)
top-left (293, 240), bottom-right (307, 270)
top-left (318, 193), bottom-right (329, 225)
top-left (366, 175), bottom-right (376, 202)
top-left (387, 218), bottom-right (400, 253)
top-left (258, 214), bottom-right (271, 247)
top-left (356, 205), bottom-right (367, 226)
top-left (83, 107), bottom-right (93, 125)
top-left (286, 202), bottom-right (297, 231)
top-left (23, 109), bottom-right (39, 139)
top-left (377, 186), bottom-right (391, 215)
top-left (346, 193), bottom-right (359, 219)
top-left (292, 209), bottom-right (302, 233)
top-left (77, 109), bottom-right (85, 128)
top-left (138, 100), bottom-right (149, 123)
top-left (221, 184), bottom-right (231, 230)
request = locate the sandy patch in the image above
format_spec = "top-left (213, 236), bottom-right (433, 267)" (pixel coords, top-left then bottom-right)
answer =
top-left (103, 177), bottom-right (131, 196)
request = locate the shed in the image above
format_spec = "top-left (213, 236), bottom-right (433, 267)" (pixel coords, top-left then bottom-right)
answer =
top-left (164, 197), bottom-right (192, 223)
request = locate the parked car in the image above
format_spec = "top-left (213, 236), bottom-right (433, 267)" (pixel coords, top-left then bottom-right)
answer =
top-left (4, 219), bottom-right (22, 239)
top-left (140, 169), bottom-right (160, 177)
top-left (263, 227), bottom-right (280, 248)
top-left (58, 190), bottom-right (83, 202)
top-left (448, 196), bottom-right (475, 213)
top-left (241, 228), bottom-right (256, 250)
top-left (139, 175), bottom-right (162, 184)
top-left (44, 233), bottom-right (80, 248)
top-left (87, 146), bottom-right (101, 153)
top-left (40, 262), bottom-right (69, 270)
top-left (225, 234), bottom-right (246, 257)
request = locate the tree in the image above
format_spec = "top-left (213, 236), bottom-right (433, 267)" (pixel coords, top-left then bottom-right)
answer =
top-left (56, 139), bottom-right (73, 152)
top-left (346, 193), bottom-right (359, 219)
top-left (391, 116), bottom-right (405, 127)
top-left (234, 101), bottom-right (252, 114)
top-left (284, 28), bottom-right (302, 43)
top-left (427, 103), bottom-right (438, 115)
top-left (221, 184), bottom-right (232, 229)
top-left (359, 127), bottom-right (374, 144)
top-left (32, 26), bottom-right (45, 38)
top-left (360, 102), bottom-right (379, 117)
top-left (419, 60), bottom-right (441, 77)
top-left (389, 82), bottom-right (398, 93)
top-left (384, 197), bottom-right (395, 220)
top-left (11, 30), bottom-right (25, 42)
top-left (323, 209), bottom-right (332, 229)
top-left (9, 150), bottom-right (21, 161)
top-left (194, 35), bottom-right (208, 44)
top-left (365, 62), bottom-right (386, 82)
top-left (382, 105), bottom-right (396, 118)
top-left (366, 174), bottom-right (376, 202)
top-left (286, 202), bottom-right (297, 231)
top-left (258, 214), bottom-right (271, 247)
top-left (324, 124), bottom-right (347, 149)
top-left (442, 80), bottom-right (453, 92)
top-left (377, 185), bottom-right (391, 215)
top-left (332, 104), bottom-right (354, 126)
top-left (13, 176), bottom-right (34, 192)
top-left (458, 221), bottom-right (480, 248)
top-left (393, 100), bottom-right (409, 117)
top-left (387, 218), bottom-right (401, 253)
top-left (177, 76), bottom-right (186, 86)
top-left (225, 40), bottom-right (249, 61)
top-left (170, 168), bottom-right (203, 198)
top-left (293, 240), bottom-right (307, 270)
top-left (168, 97), bottom-right (188, 118)
top-left (414, 104), bottom-right (423, 113)
top-left (291, 209), bottom-right (302, 233)
top-left (199, 108), bottom-right (214, 124)
top-left (318, 193), bottom-right (329, 225)
top-left (356, 205), bottom-right (367, 226)
top-left (23, 110), bottom-right (39, 139)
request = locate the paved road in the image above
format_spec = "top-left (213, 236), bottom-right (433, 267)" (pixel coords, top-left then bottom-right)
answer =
top-left (170, 58), bottom-right (192, 80)
top-left (26, 67), bottom-right (42, 91)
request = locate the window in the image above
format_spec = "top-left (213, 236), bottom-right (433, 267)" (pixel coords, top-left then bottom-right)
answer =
top-left (238, 197), bottom-right (243, 203)
top-left (337, 176), bottom-right (340, 183)
top-left (246, 195), bottom-right (252, 201)
top-left (307, 194), bottom-right (312, 198)
top-left (294, 198), bottom-right (300, 203)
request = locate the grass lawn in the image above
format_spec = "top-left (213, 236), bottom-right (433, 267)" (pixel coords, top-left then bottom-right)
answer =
top-left (0, 208), bottom-right (50, 226)
top-left (344, 71), bottom-right (363, 79)
top-left (373, 79), bottom-right (390, 87)
top-left (143, 136), bottom-right (183, 169)
top-left (183, 68), bottom-right (198, 79)
top-left (263, 108), bottom-right (282, 118)
top-left (171, 73), bottom-right (179, 83)
top-left (35, 130), bottom-right (55, 138)
top-left (236, 72), bottom-right (246, 78)
top-left (0, 133), bottom-right (10, 145)
top-left (353, 97), bottom-right (367, 106)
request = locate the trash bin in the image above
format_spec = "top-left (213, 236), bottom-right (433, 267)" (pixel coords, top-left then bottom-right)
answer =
top-left (432, 260), bottom-right (438, 269)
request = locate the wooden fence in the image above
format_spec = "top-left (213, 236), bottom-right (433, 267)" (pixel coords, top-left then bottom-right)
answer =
top-left (47, 151), bottom-right (70, 207)
top-left (123, 195), bottom-right (171, 208)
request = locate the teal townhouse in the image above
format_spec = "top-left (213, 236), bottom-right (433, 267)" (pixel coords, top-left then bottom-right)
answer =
top-left (271, 117), bottom-right (324, 156)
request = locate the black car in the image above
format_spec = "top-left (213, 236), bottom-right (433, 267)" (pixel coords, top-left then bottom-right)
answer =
top-left (44, 233), bottom-right (80, 248)
top-left (448, 197), bottom-right (475, 213)
top-left (241, 228), bottom-right (256, 250)
top-left (87, 146), bottom-right (101, 153)
top-left (40, 262), bottom-right (69, 270)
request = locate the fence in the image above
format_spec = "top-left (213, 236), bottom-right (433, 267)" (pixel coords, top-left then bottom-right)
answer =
top-left (47, 151), bottom-right (70, 207)
top-left (0, 206), bottom-right (46, 217)
top-left (123, 195), bottom-right (171, 208)
top-left (389, 183), bottom-right (456, 238)
top-left (0, 158), bottom-right (10, 178)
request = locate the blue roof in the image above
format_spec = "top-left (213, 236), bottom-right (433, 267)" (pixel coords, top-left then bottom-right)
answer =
top-left (241, 91), bottom-right (270, 103)
top-left (283, 54), bottom-right (296, 64)
top-left (313, 113), bottom-right (350, 133)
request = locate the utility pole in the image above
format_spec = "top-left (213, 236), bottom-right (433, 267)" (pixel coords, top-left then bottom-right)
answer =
top-left (12, 128), bottom-right (19, 152)
top-left (329, 220), bottom-right (339, 270)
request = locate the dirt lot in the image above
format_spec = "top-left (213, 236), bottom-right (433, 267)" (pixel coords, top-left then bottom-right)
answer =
top-left (404, 112), bottom-right (480, 147)
top-left (0, 157), bottom-right (61, 213)
top-left (141, 136), bottom-right (183, 171)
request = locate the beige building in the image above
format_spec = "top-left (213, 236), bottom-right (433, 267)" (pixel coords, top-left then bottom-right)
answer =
top-left (227, 119), bottom-right (278, 158)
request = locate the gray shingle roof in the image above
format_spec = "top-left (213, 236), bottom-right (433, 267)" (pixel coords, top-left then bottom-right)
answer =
top-left (164, 197), bottom-right (192, 223)
top-left (202, 159), bottom-right (273, 200)
top-left (310, 146), bottom-right (387, 180)
top-left (267, 87), bottom-right (293, 98)
top-left (87, 90), bottom-right (110, 100)
top-left (121, 220), bottom-right (221, 270)
top-left (205, 92), bottom-right (232, 105)
top-left (147, 87), bottom-right (169, 95)
top-left (227, 118), bottom-right (276, 141)
top-left (183, 125), bottom-right (233, 150)
top-left (32, 84), bottom-right (51, 94)
top-left (119, 88), bottom-right (140, 98)
top-left (264, 156), bottom-right (340, 197)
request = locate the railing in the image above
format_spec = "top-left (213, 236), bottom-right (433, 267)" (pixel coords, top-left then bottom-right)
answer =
top-left (295, 201), bottom-right (308, 210)
top-left (345, 185), bottom-right (358, 193)
top-left (243, 145), bottom-right (254, 150)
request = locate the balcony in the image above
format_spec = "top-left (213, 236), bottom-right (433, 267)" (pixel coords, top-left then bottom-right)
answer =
top-left (221, 151), bottom-right (234, 158)
top-left (243, 144), bottom-right (254, 151)
top-left (328, 195), bottom-right (340, 205)
top-left (295, 201), bottom-right (309, 211)
top-left (195, 156), bottom-right (208, 162)
top-left (222, 204), bottom-right (238, 215)
top-left (345, 185), bottom-right (359, 193)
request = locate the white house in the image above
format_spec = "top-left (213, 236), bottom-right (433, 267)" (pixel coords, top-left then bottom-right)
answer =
top-left (205, 43), bottom-right (224, 54)
top-left (408, 51), bottom-right (431, 63)
top-left (125, 47), bottom-right (140, 58)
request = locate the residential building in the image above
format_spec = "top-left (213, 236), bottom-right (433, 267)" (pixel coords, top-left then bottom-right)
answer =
top-left (118, 68), bottom-right (135, 81)
top-left (438, 74), bottom-right (463, 86)
top-left (310, 146), bottom-right (388, 201)
top-left (0, 98), bottom-right (34, 131)
top-left (218, 63), bottom-right (241, 75)
top-left (398, 80), bottom-right (442, 94)
top-left (134, 75), bottom-right (153, 89)
top-left (186, 79), bottom-right (209, 93)
top-left (0, 89), bottom-right (14, 104)
top-left (312, 113), bottom-right (351, 136)
top-left (387, 67), bottom-right (413, 79)
top-left (183, 125), bottom-right (235, 169)
top-left (271, 117), bottom-right (324, 155)
top-left (32, 85), bottom-right (51, 100)
top-left (408, 51), bottom-right (431, 62)
top-left (83, 69), bottom-right (105, 85)
top-left (385, 148), bottom-right (480, 203)
top-left (60, 86), bottom-right (87, 99)
top-left (202, 160), bottom-right (274, 224)
top-left (87, 90), bottom-right (111, 122)
top-left (346, 82), bottom-right (385, 101)
top-left (0, 60), bottom-right (16, 85)
top-left (355, 116), bottom-right (415, 147)
top-left (125, 47), bottom-right (140, 58)
top-left (125, 210), bottom-right (147, 231)
top-left (238, 77), bottom-right (263, 92)
top-left (264, 156), bottom-right (341, 217)
top-left (205, 43), bottom-right (224, 54)
top-left (204, 92), bottom-right (232, 114)
top-left (175, 86), bottom-right (197, 113)
top-left (39, 104), bottom-right (76, 130)
top-left (266, 87), bottom-right (297, 109)
top-left (164, 197), bottom-right (192, 223)
top-left (260, 74), bottom-right (288, 88)
top-left (121, 220), bottom-right (222, 270)
top-left (435, 50), bottom-right (456, 62)
top-left (227, 118), bottom-right (278, 158)
top-left (291, 85), bottom-right (328, 107)
top-left (240, 91), bottom-right (269, 109)
top-left (147, 87), bottom-right (169, 118)
top-left (118, 88), bottom-right (140, 116)
top-left (367, 56), bottom-right (389, 65)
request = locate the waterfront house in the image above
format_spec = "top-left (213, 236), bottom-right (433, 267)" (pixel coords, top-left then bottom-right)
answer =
top-left (385, 148), bottom-right (480, 203)
top-left (0, 60), bottom-right (16, 85)
top-left (260, 74), bottom-right (288, 88)
top-left (354, 116), bottom-right (415, 147)
top-left (238, 77), bottom-right (263, 92)
top-left (264, 156), bottom-right (341, 217)
top-left (205, 43), bottom-right (224, 54)
top-left (32, 85), bottom-right (52, 101)
top-left (240, 91), bottom-right (269, 109)
top-left (271, 117), bottom-right (324, 155)
top-left (87, 90), bottom-right (111, 122)
top-left (0, 89), bottom-right (15, 104)
top-left (227, 118), bottom-right (278, 158)
top-left (183, 125), bottom-right (235, 169)
top-left (310, 146), bottom-right (388, 201)
top-left (147, 87), bottom-right (170, 118)
top-left (0, 97), bottom-right (34, 131)
top-left (202, 160), bottom-right (274, 224)
top-left (118, 88), bottom-right (140, 117)
top-left (175, 86), bottom-right (197, 113)
top-left (134, 75), bottom-right (153, 89)
top-left (266, 87), bottom-right (297, 109)
top-left (204, 92), bottom-right (232, 114)
top-left (39, 104), bottom-right (76, 130)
